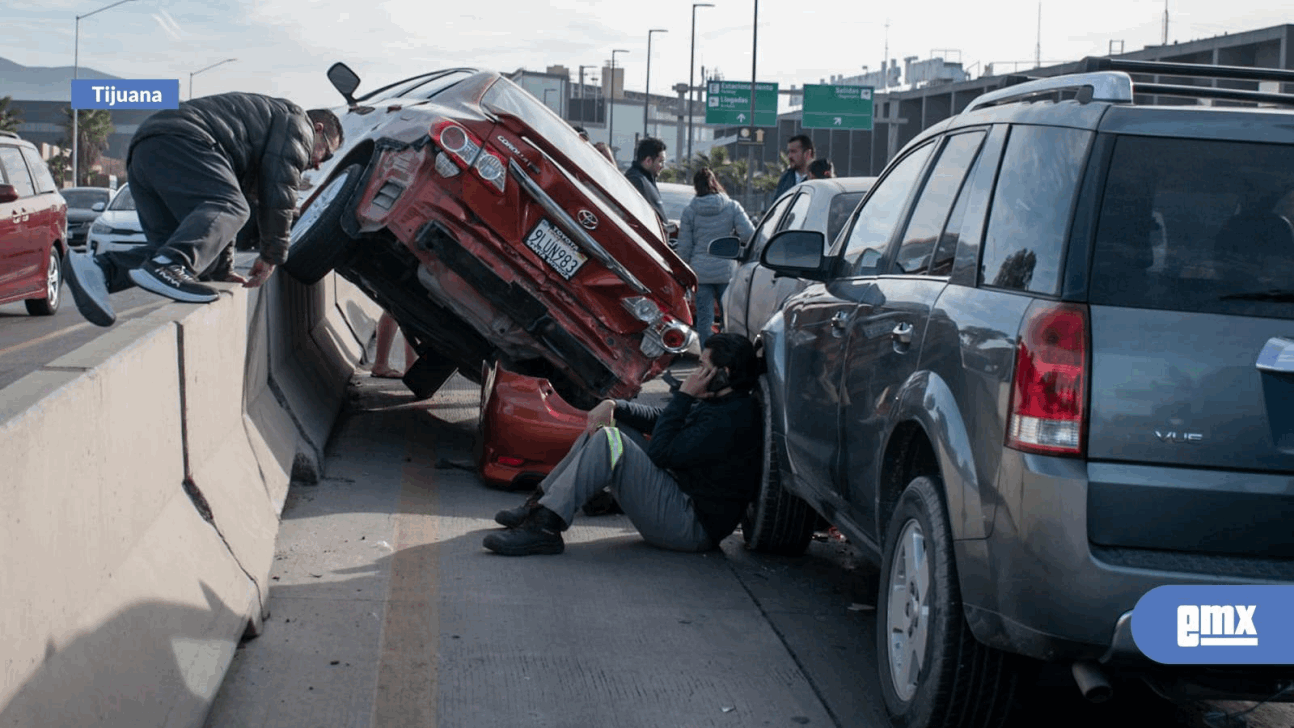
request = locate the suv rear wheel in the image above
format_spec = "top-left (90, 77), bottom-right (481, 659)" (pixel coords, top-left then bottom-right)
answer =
top-left (741, 375), bottom-right (817, 555)
top-left (25, 245), bottom-right (62, 316)
top-left (877, 475), bottom-right (1019, 728)
top-left (284, 163), bottom-right (363, 285)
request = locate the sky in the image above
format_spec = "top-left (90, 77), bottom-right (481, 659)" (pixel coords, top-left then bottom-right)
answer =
top-left (0, 0), bottom-right (1289, 110)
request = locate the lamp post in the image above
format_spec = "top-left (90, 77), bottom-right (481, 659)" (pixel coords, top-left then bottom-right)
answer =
top-left (746, 0), bottom-right (758, 196)
top-left (189, 58), bottom-right (237, 100)
top-left (609, 49), bottom-right (628, 166)
top-left (688, 3), bottom-right (714, 167)
top-left (73, 0), bottom-right (138, 187)
top-left (643, 29), bottom-right (668, 142)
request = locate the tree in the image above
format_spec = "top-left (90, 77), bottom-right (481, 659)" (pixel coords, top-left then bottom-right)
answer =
top-left (60, 107), bottom-right (115, 186)
top-left (0, 96), bottom-right (22, 133)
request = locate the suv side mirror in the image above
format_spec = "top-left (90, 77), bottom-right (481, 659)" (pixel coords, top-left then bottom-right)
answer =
top-left (0, 184), bottom-right (18, 203)
top-left (92, 201), bottom-right (106, 212)
top-left (708, 236), bottom-right (741, 259)
top-left (760, 229), bottom-right (828, 280)
top-left (327, 63), bottom-right (362, 106)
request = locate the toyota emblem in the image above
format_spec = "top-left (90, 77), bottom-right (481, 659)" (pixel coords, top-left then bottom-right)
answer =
top-left (577, 210), bottom-right (599, 230)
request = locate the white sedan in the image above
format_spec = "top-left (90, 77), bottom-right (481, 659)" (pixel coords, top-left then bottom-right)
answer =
top-left (86, 183), bottom-right (146, 254)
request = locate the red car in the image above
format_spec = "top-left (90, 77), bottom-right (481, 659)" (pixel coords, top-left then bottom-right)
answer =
top-left (0, 131), bottom-right (67, 316)
top-left (287, 64), bottom-right (698, 420)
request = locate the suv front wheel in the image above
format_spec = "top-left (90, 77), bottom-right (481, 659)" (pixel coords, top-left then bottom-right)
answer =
top-left (877, 475), bottom-right (1020, 728)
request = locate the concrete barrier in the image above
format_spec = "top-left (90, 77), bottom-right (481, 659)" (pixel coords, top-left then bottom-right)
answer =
top-left (0, 269), bottom-right (383, 727)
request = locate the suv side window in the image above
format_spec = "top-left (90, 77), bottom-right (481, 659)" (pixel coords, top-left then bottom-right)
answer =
top-left (0, 146), bottom-right (36, 198)
top-left (979, 126), bottom-right (1093, 295)
top-left (779, 189), bottom-right (814, 233)
top-left (838, 141), bottom-right (935, 276)
top-left (19, 147), bottom-right (57, 195)
top-left (743, 194), bottom-right (795, 262)
top-left (893, 131), bottom-right (986, 275)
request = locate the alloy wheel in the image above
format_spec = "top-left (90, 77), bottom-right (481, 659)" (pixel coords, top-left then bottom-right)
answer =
top-left (886, 518), bottom-right (931, 702)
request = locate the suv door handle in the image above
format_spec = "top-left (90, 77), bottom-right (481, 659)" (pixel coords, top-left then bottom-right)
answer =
top-left (831, 311), bottom-right (849, 329)
top-left (892, 322), bottom-right (913, 345)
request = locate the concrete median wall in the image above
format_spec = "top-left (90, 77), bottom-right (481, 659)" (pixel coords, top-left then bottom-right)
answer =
top-left (0, 271), bottom-right (383, 727)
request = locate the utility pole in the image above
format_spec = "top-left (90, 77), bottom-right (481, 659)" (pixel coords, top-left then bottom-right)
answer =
top-left (1035, 3), bottom-right (1041, 68)
top-left (746, 0), bottom-right (757, 198)
top-left (1162, 0), bottom-right (1169, 45)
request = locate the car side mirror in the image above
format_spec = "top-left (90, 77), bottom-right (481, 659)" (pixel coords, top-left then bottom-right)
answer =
top-left (0, 185), bottom-right (18, 203)
top-left (92, 201), bottom-right (106, 212)
top-left (327, 62), bottom-right (362, 106)
top-left (760, 229), bottom-right (828, 280)
top-left (708, 236), bottom-right (741, 259)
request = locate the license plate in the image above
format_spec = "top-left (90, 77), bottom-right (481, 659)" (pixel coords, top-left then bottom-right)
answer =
top-left (524, 219), bottom-right (587, 280)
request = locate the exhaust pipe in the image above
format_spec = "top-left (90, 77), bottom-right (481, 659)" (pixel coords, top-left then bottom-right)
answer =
top-left (1072, 661), bottom-right (1113, 703)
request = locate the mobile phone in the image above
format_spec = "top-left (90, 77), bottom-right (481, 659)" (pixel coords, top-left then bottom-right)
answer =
top-left (705, 367), bottom-right (731, 393)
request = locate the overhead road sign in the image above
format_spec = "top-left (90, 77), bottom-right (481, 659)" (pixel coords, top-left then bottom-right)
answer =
top-left (802, 84), bottom-right (874, 130)
top-left (705, 80), bottom-right (778, 127)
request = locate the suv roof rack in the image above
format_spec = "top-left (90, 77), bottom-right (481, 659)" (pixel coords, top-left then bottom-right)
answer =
top-left (0, 130), bottom-right (19, 139)
top-left (963, 56), bottom-right (1294, 114)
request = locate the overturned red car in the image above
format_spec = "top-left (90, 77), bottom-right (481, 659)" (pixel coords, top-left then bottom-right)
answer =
top-left (287, 64), bottom-right (698, 412)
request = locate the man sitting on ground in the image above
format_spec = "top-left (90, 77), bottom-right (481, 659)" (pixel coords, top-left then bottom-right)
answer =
top-left (483, 333), bottom-right (763, 556)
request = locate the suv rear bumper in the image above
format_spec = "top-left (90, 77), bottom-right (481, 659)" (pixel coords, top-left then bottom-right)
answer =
top-left (959, 450), bottom-right (1294, 665)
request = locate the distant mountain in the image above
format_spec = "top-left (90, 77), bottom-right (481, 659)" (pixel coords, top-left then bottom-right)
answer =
top-left (0, 57), bottom-right (122, 101)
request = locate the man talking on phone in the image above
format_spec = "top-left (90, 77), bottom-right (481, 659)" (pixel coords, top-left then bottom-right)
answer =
top-left (484, 333), bottom-right (762, 556)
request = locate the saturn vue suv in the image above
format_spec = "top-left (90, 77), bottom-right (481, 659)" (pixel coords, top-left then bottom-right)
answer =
top-left (285, 64), bottom-right (698, 408)
top-left (747, 57), bottom-right (1294, 727)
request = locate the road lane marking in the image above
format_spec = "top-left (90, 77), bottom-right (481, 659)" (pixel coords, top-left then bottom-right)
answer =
top-left (0, 300), bottom-right (170, 358)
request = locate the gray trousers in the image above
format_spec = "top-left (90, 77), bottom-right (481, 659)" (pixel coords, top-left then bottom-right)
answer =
top-left (538, 427), bottom-right (714, 553)
top-left (99, 134), bottom-right (251, 293)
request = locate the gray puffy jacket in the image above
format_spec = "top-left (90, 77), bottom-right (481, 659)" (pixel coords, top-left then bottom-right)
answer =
top-left (674, 193), bottom-right (755, 284)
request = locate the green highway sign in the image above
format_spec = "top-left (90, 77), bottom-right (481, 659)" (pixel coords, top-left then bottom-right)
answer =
top-left (705, 80), bottom-right (779, 127)
top-left (802, 84), bottom-right (874, 130)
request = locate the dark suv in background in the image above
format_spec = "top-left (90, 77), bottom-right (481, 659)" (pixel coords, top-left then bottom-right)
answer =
top-left (749, 58), bottom-right (1294, 727)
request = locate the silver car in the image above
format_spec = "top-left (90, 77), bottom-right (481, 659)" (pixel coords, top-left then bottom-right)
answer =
top-left (86, 183), bottom-right (146, 254)
top-left (710, 177), bottom-right (875, 340)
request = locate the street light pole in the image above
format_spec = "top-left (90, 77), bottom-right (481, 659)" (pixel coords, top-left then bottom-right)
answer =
top-left (72, 0), bottom-right (138, 187)
top-left (747, 0), bottom-right (758, 197)
top-left (189, 57), bottom-right (237, 100)
top-left (688, 3), bottom-right (714, 168)
top-left (643, 29), bottom-right (668, 142)
top-left (610, 49), bottom-right (628, 166)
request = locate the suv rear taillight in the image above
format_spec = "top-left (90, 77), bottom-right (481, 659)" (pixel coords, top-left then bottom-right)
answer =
top-left (1006, 301), bottom-right (1089, 456)
top-left (430, 120), bottom-right (506, 194)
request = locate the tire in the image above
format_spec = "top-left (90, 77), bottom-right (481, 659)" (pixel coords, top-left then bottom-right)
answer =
top-left (876, 475), bottom-right (1019, 728)
top-left (283, 163), bottom-right (364, 285)
top-left (740, 375), bottom-right (817, 555)
top-left (25, 245), bottom-right (62, 316)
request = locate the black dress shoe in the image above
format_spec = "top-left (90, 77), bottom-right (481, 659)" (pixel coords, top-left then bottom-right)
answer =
top-left (494, 488), bottom-right (543, 528)
top-left (483, 506), bottom-right (566, 556)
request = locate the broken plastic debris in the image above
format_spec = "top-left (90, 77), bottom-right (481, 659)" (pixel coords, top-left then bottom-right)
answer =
top-left (722, 707), bottom-right (735, 713)
top-left (376, 541), bottom-right (393, 551)
top-left (848, 603), bottom-right (875, 612)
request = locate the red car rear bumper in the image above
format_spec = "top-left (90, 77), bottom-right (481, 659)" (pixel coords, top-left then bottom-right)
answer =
top-left (477, 360), bottom-right (586, 489)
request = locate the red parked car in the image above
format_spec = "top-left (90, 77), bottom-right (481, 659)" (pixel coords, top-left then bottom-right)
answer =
top-left (0, 131), bottom-right (67, 316)
top-left (286, 64), bottom-right (698, 486)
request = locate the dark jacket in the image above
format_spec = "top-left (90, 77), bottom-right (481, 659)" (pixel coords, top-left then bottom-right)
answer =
top-left (127, 92), bottom-right (315, 265)
top-left (613, 390), bottom-right (762, 543)
top-left (773, 167), bottom-right (805, 200)
top-left (625, 162), bottom-right (666, 221)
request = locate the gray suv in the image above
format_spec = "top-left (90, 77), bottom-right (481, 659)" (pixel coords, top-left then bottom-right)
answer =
top-left (750, 57), bottom-right (1294, 727)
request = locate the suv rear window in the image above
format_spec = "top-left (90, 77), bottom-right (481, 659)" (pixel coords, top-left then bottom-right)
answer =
top-left (1089, 135), bottom-right (1294, 319)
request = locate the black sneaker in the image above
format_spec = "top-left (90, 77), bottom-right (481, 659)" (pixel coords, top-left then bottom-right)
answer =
top-left (129, 258), bottom-right (219, 303)
top-left (483, 506), bottom-right (566, 556)
top-left (63, 251), bottom-right (116, 327)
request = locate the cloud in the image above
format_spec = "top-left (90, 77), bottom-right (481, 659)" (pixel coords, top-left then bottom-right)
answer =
top-left (151, 9), bottom-right (186, 42)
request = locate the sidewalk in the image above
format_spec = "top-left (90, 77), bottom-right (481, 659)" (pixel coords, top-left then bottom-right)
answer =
top-left (203, 368), bottom-right (885, 728)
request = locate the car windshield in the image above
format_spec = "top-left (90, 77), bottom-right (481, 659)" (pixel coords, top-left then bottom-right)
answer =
top-left (107, 185), bottom-right (135, 211)
top-left (658, 186), bottom-right (695, 220)
top-left (481, 78), bottom-right (664, 234)
top-left (357, 69), bottom-right (476, 102)
top-left (63, 189), bottom-right (111, 209)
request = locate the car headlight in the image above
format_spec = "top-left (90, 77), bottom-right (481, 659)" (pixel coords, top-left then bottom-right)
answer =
top-left (90, 220), bottom-right (112, 234)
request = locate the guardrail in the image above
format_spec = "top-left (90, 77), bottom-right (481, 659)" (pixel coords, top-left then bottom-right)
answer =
top-left (0, 271), bottom-right (384, 726)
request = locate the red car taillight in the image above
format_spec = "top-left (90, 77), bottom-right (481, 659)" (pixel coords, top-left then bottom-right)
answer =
top-left (430, 119), bottom-right (506, 194)
top-left (1006, 301), bottom-right (1088, 456)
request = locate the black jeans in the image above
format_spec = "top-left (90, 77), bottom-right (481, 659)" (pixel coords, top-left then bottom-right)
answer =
top-left (98, 135), bottom-right (251, 293)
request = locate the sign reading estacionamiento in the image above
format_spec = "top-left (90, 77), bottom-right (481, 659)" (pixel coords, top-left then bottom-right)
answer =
top-left (705, 81), bottom-right (778, 127)
top-left (801, 84), bottom-right (874, 131)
